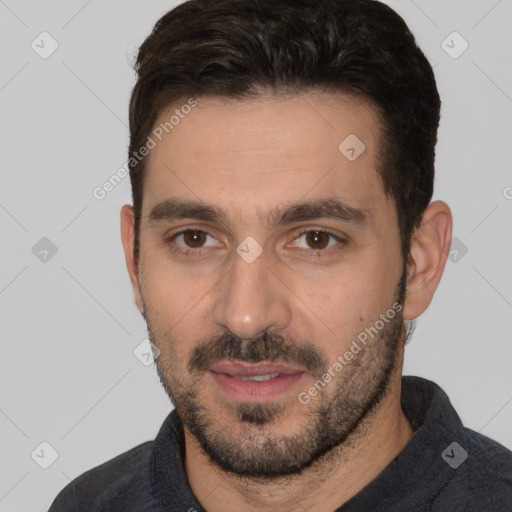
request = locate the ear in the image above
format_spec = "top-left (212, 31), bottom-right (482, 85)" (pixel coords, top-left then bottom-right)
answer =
top-left (403, 200), bottom-right (452, 321)
top-left (120, 204), bottom-right (143, 313)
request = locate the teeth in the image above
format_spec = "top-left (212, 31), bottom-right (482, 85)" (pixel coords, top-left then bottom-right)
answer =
top-left (234, 373), bottom-right (279, 382)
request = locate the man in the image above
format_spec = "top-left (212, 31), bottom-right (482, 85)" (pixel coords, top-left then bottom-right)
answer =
top-left (49, 0), bottom-right (512, 510)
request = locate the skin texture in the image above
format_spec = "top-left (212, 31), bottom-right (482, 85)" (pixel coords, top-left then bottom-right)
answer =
top-left (120, 92), bottom-right (452, 511)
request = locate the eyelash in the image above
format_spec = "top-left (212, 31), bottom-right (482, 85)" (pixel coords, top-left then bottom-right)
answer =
top-left (165, 227), bottom-right (345, 258)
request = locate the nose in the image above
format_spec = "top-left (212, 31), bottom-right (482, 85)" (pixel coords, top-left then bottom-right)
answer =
top-left (212, 249), bottom-right (292, 340)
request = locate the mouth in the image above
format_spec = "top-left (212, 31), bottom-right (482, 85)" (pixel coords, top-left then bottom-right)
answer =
top-left (208, 361), bottom-right (306, 402)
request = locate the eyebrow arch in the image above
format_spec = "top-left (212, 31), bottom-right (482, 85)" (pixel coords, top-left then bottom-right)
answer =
top-left (148, 199), bottom-right (228, 226)
top-left (147, 197), bottom-right (368, 229)
top-left (271, 198), bottom-right (368, 227)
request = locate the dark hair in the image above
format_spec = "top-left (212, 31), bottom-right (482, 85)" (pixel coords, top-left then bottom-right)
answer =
top-left (129, 0), bottom-right (440, 263)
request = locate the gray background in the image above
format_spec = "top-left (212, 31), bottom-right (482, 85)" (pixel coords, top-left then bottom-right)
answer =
top-left (0, 1), bottom-right (511, 510)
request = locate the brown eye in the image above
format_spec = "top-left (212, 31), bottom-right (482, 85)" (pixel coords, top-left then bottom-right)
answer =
top-left (305, 231), bottom-right (330, 250)
top-left (182, 230), bottom-right (208, 248)
top-left (167, 228), bottom-right (221, 256)
top-left (291, 229), bottom-right (343, 254)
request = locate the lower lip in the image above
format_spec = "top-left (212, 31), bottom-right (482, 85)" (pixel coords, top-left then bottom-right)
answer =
top-left (209, 371), bottom-right (305, 402)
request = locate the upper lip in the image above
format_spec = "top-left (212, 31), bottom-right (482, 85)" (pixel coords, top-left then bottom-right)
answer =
top-left (209, 361), bottom-right (305, 377)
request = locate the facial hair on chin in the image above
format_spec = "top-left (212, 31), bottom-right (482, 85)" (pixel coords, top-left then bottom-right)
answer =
top-left (146, 271), bottom-right (407, 478)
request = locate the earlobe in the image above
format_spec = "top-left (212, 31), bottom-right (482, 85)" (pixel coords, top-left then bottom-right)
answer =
top-left (402, 201), bottom-right (452, 321)
top-left (120, 204), bottom-right (144, 312)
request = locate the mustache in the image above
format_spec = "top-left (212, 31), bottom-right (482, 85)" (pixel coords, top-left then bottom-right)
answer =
top-left (188, 331), bottom-right (328, 379)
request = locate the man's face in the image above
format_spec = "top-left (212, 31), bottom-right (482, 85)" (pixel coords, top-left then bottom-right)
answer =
top-left (134, 92), bottom-right (406, 476)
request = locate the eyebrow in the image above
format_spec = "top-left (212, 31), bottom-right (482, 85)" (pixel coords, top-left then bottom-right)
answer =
top-left (147, 197), bottom-right (369, 229)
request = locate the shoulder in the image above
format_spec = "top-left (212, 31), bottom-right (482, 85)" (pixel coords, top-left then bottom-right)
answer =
top-left (48, 441), bottom-right (154, 512)
top-left (464, 428), bottom-right (512, 499)
top-left (434, 428), bottom-right (512, 511)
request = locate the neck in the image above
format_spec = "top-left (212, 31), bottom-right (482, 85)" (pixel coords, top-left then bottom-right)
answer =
top-left (184, 360), bottom-right (414, 512)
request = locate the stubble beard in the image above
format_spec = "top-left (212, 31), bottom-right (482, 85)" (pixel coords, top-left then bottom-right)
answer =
top-left (145, 274), bottom-right (407, 479)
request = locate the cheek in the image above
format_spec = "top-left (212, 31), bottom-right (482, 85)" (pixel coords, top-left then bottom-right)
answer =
top-left (292, 263), bottom-right (398, 350)
top-left (140, 257), bottom-right (217, 343)
top-left (138, 257), bottom-right (187, 335)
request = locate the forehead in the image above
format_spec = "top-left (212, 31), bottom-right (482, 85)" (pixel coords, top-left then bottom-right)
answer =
top-left (142, 92), bottom-right (386, 222)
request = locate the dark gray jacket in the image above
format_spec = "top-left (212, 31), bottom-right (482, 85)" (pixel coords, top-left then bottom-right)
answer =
top-left (48, 376), bottom-right (512, 511)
